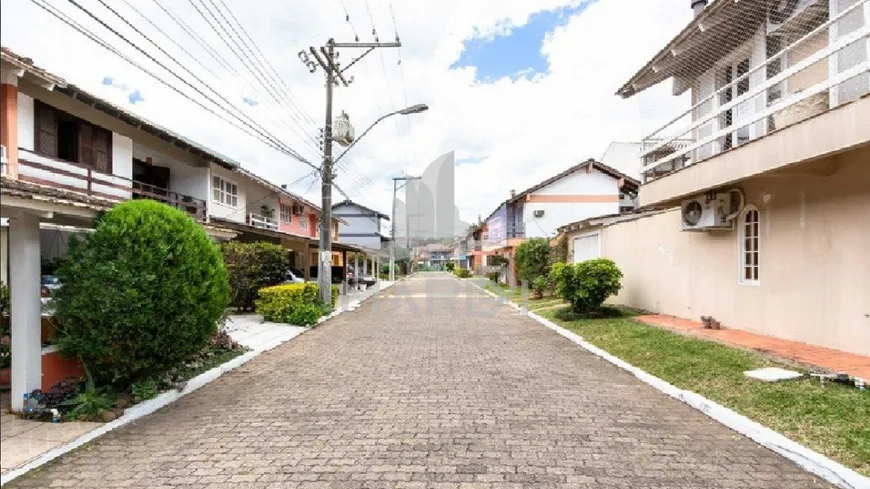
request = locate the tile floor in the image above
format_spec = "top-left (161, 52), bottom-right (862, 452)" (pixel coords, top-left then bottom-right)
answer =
top-left (0, 391), bottom-right (102, 476)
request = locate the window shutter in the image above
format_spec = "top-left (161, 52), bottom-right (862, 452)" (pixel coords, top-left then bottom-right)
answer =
top-left (35, 102), bottom-right (58, 157)
top-left (78, 122), bottom-right (95, 168)
top-left (93, 127), bottom-right (112, 173)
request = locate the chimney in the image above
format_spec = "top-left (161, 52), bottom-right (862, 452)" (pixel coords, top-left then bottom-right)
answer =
top-left (509, 189), bottom-right (516, 198)
top-left (691, 0), bottom-right (707, 17)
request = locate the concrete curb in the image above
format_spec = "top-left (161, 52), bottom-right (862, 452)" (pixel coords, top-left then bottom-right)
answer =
top-left (1, 281), bottom-right (400, 486)
top-left (1, 326), bottom-right (304, 486)
top-left (468, 282), bottom-right (870, 489)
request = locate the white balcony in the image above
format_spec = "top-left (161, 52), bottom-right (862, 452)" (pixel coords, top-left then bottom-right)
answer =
top-left (640, 0), bottom-right (869, 185)
top-left (248, 213), bottom-right (279, 231)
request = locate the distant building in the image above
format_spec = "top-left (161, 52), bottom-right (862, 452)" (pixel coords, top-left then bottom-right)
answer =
top-left (332, 199), bottom-right (390, 250)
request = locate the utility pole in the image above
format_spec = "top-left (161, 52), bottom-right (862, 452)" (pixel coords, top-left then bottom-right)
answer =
top-left (300, 38), bottom-right (400, 304)
top-left (390, 175), bottom-right (421, 281)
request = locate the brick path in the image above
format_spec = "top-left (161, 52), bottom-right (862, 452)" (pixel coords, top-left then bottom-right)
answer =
top-left (635, 314), bottom-right (870, 380)
top-left (7, 274), bottom-right (830, 488)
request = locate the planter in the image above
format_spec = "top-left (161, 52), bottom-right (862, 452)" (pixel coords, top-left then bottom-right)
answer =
top-left (772, 91), bottom-right (829, 130)
top-left (41, 349), bottom-right (85, 391)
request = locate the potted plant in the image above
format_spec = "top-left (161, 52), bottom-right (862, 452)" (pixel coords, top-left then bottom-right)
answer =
top-left (1, 282), bottom-right (10, 387)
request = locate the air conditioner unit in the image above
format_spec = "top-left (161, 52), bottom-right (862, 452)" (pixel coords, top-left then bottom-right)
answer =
top-left (533, 210), bottom-right (545, 218)
top-left (767, 0), bottom-right (826, 35)
top-left (680, 193), bottom-right (734, 231)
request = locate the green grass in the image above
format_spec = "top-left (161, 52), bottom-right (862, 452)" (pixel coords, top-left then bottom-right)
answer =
top-left (538, 306), bottom-right (870, 476)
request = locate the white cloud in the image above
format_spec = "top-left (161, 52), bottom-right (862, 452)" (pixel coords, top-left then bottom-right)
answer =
top-left (1, 0), bottom-right (692, 227)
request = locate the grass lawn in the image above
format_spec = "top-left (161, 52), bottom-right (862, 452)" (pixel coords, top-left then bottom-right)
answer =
top-left (538, 305), bottom-right (870, 476)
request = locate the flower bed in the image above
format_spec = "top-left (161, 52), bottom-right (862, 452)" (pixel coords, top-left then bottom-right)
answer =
top-left (19, 330), bottom-right (248, 423)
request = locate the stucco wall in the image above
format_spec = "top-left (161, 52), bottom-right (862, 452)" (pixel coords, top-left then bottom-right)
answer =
top-left (207, 164), bottom-right (247, 223)
top-left (523, 170), bottom-right (620, 239)
top-left (595, 147), bottom-right (870, 355)
top-left (133, 143), bottom-right (209, 202)
top-left (17, 92), bottom-right (34, 150)
top-left (278, 195), bottom-right (317, 237)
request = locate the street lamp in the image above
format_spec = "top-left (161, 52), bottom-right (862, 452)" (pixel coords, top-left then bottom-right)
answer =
top-left (332, 104), bottom-right (428, 166)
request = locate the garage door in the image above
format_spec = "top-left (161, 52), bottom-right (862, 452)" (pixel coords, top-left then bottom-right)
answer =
top-left (572, 234), bottom-right (600, 263)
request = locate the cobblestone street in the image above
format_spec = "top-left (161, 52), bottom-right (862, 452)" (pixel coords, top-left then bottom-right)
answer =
top-left (7, 274), bottom-right (830, 488)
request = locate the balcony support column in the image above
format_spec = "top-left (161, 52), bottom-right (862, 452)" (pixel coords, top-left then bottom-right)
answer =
top-left (9, 211), bottom-right (42, 412)
top-left (0, 69), bottom-right (19, 178)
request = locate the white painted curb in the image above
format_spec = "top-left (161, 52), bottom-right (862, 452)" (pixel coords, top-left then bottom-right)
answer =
top-left (1, 329), bottom-right (301, 486)
top-left (468, 282), bottom-right (870, 489)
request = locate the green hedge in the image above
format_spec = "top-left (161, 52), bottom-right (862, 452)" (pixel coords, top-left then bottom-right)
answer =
top-left (453, 268), bottom-right (471, 278)
top-left (255, 283), bottom-right (338, 326)
top-left (52, 199), bottom-right (229, 386)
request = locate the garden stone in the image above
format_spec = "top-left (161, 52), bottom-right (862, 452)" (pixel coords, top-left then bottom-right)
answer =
top-left (115, 393), bottom-right (133, 409)
top-left (100, 410), bottom-right (117, 422)
top-left (112, 408), bottom-right (125, 418)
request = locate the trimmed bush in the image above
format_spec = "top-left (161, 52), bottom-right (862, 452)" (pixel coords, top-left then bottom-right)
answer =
top-left (549, 259), bottom-right (623, 314)
top-left (454, 268), bottom-right (471, 278)
top-left (515, 238), bottom-right (551, 283)
top-left (53, 200), bottom-right (229, 386)
top-left (531, 276), bottom-right (549, 298)
top-left (445, 262), bottom-right (455, 272)
top-left (486, 271), bottom-right (500, 283)
top-left (222, 241), bottom-right (290, 312)
top-left (256, 282), bottom-right (338, 325)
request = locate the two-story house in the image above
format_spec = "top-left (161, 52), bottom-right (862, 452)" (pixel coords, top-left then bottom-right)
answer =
top-left (331, 199), bottom-right (390, 249)
top-left (481, 159), bottom-right (639, 282)
top-left (583, 0), bottom-right (869, 354)
top-left (0, 47), bottom-right (358, 411)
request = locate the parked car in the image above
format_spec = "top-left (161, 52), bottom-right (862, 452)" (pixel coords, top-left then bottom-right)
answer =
top-left (281, 267), bottom-right (306, 284)
top-left (358, 274), bottom-right (376, 288)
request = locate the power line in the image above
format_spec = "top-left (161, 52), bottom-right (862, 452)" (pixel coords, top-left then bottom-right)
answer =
top-left (106, 3), bottom-right (321, 164)
top-left (29, 0), bottom-right (312, 169)
top-left (213, 0), bottom-right (317, 126)
top-left (338, 0), bottom-right (360, 41)
top-left (187, 0), bottom-right (321, 149)
top-left (66, 0), bottom-right (317, 169)
top-left (118, 0), bottom-right (218, 79)
top-left (146, 0), bottom-right (322, 156)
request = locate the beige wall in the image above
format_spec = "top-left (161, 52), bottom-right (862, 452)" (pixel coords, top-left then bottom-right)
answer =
top-left (592, 146), bottom-right (870, 355)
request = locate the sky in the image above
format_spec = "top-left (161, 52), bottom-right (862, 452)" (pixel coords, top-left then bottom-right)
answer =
top-left (1, 0), bottom-right (693, 224)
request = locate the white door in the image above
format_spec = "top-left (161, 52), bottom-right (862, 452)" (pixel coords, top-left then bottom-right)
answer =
top-left (572, 234), bottom-right (600, 264)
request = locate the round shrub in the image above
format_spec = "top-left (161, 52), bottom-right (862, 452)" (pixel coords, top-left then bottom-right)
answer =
top-left (53, 200), bottom-right (230, 386)
top-left (222, 241), bottom-right (289, 312)
top-left (550, 259), bottom-right (623, 314)
top-left (515, 238), bottom-right (551, 283)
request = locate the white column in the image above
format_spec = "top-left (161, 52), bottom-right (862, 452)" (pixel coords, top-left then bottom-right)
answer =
top-left (10, 212), bottom-right (42, 413)
top-left (375, 255), bottom-right (379, 282)
top-left (354, 253), bottom-right (359, 290)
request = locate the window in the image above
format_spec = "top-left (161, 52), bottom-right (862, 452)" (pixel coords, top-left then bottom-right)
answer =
top-left (299, 214), bottom-right (308, 229)
top-left (739, 206), bottom-right (760, 284)
top-left (35, 100), bottom-right (112, 172)
top-left (279, 203), bottom-right (292, 224)
top-left (212, 175), bottom-right (238, 207)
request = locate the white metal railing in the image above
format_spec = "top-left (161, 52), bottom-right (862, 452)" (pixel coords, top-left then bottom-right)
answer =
top-left (641, 0), bottom-right (870, 180)
top-left (248, 213), bottom-right (279, 231)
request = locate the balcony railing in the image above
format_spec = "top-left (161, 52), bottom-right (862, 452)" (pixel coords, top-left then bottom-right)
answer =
top-left (248, 213), bottom-right (279, 231)
top-left (15, 149), bottom-right (207, 221)
top-left (640, 0), bottom-right (869, 182)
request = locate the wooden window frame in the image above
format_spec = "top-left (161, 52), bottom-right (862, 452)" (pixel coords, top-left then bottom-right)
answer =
top-left (738, 205), bottom-right (760, 285)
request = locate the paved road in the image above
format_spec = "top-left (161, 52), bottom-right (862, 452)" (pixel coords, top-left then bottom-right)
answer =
top-left (9, 273), bottom-right (829, 488)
